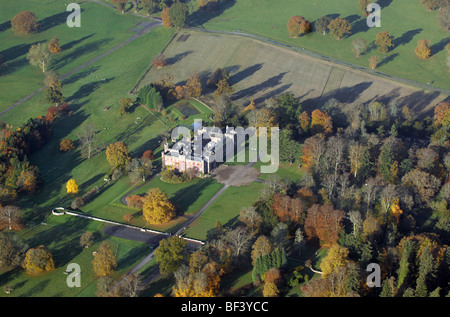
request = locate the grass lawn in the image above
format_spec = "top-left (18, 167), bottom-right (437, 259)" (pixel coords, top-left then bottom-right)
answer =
top-left (184, 181), bottom-right (265, 241)
top-left (196, 0), bottom-right (450, 91)
top-left (0, 0), bottom-right (150, 112)
top-left (0, 215), bottom-right (151, 297)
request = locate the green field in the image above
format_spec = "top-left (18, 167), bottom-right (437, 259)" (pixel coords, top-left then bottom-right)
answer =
top-left (196, 0), bottom-right (450, 92)
top-left (184, 181), bottom-right (265, 240)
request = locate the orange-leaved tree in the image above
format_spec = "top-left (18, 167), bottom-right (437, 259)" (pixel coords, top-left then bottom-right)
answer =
top-left (310, 109), bottom-right (333, 134)
top-left (287, 16), bottom-right (311, 38)
top-left (304, 204), bottom-right (345, 246)
top-left (415, 39), bottom-right (431, 59)
top-left (11, 11), bottom-right (39, 35)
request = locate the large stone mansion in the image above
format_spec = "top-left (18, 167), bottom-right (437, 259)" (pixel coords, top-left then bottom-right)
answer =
top-left (162, 126), bottom-right (238, 175)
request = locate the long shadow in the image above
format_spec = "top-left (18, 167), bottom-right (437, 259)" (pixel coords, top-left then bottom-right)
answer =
top-left (189, 0), bottom-right (236, 27)
top-left (229, 63), bottom-right (264, 86)
top-left (377, 0), bottom-right (394, 7)
top-left (171, 178), bottom-right (218, 215)
top-left (303, 81), bottom-right (373, 108)
top-left (350, 18), bottom-right (371, 36)
top-left (60, 33), bottom-right (95, 51)
top-left (0, 20), bottom-right (10, 32)
top-left (0, 41), bottom-right (41, 63)
top-left (52, 38), bottom-right (113, 70)
top-left (0, 57), bottom-right (29, 77)
top-left (38, 11), bottom-right (77, 33)
top-left (232, 72), bottom-right (288, 101)
top-left (430, 37), bottom-right (450, 56)
top-left (68, 77), bottom-right (114, 102)
top-left (378, 52), bottom-right (399, 67)
top-left (166, 50), bottom-right (193, 66)
top-left (116, 243), bottom-right (152, 269)
top-left (253, 83), bottom-right (293, 105)
top-left (398, 90), bottom-right (442, 117)
top-left (393, 29), bottom-right (422, 47)
top-left (61, 65), bottom-right (101, 86)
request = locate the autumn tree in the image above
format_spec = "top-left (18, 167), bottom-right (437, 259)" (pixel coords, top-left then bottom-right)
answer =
top-left (111, 0), bottom-right (128, 13)
top-left (80, 231), bottom-right (94, 248)
top-left (0, 205), bottom-right (22, 231)
top-left (213, 79), bottom-right (234, 99)
top-left (48, 37), bottom-right (62, 54)
top-left (239, 206), bottom-right (262, 233)
top-left (315, 16), bottom-right (332, 35)
top-left (304, 204), bottom-right (345, 245)
top-left (27, 43), bottom-right (51, 73)
top-left (433, 102), bottom-right (450, 126)
top-left (352, 38), bottom-right (368, 58)
top-left (0, 232), bottom-right (28, 269)
top-left (92, 241), bottom-right (117, 277)
top-left (271, 194), bottom-right (303, 223)
top-left (185, 73), bottom-right (202, 98)
top-left (11, 11), bottom-right (39, 35)
top-left (438, 5), bottom-right (450, 30)
top-left (263, 281), bottom-right (279, 297)
top-left (310, 109), bottom-right (333, 134)
top-left (298, 111), bottom-right (310, 135)
top-left (161, 7), bottom-right (173, 27)
top-left (23, 245), bottom-right (55, 275)
top-left (328, 18), bottom-right (352, 40)
top-left (141, 188), bottom-right (176, 224)
top-left (401, 169), bottom-right (441, 204)
top-left (287, 16), bottom-right (311, 38)
top-left (358, 0), bottom-right (372, 16)
top-left (369, 55), bottom-right (380, 70)
top-left (106, 141), bottom-right (131, 169)
top-left (415, 39), bottom-right (431, 59)
top-left (320, 244), bottom-right (350, 278)
top-left (301, 134), bottom-right (326, 171)
top-left (251, 235), bottom-right (274, 265)
top-left (152, 54), bottom-right (166, 69)
top-left (375, 31), bottom-right (394, 53)
top-left (154, 236), bottom-right (187, 275)
top-left (66, 179), bottom-right (79, 195)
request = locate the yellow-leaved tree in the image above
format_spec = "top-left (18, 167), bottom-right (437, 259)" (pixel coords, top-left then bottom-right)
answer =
top-left (142, 188), bottom-right (176, 224)
top-left (23, 245), bottom-right (55, 275)
top-left (66, 179), bottom-right (78, 194)
top-left (92, 241), bottom-right (117, 277)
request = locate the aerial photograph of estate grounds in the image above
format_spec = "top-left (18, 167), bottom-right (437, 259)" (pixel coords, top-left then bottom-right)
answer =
top-left (0, 0), bottom-right (449, 305)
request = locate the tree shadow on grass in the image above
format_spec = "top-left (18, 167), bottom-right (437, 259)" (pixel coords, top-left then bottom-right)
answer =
top-left (0, 41), bottom-right (41, 63)
top-left (378, 52), bottom-right (399, 67)
top-left (0, 20), bottom-right (10, 32)
top-left (62, 65), bottom-right (101, 86)
top-left (232, 72), bottom-right (288, 101)
top-left (52, 38), bottom-right (113, 70)
top-left (166, 50), bottom-right (193, 66)
top-left (60, 33), bottom-right (95, 51)
top-left (20, 279), bottom-right (50, 297)
top-left (229, 63), bottom-right (264, 86)
top-left (67, 77), bottom-right (114, 102)
top-left (430, 37), bottom-right (450, 56)
top-left (171, 178), bottom-right (218, 216)
top-left (38, 11), bottom-right (78, 33)
top-left (189, 0), bottom-right (236, 27)
top-left (393, 29), bottom-right (422, 47)
top-left (116, 243), bottom-right (151, 270)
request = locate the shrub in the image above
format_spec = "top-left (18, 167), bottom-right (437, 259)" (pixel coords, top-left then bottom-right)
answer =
top-left (60, 139), bottom-right (75, 152)
top-left (71, 197), bottom-right (85, 209)
top-left (126, 195), bottom-right (143, 209)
